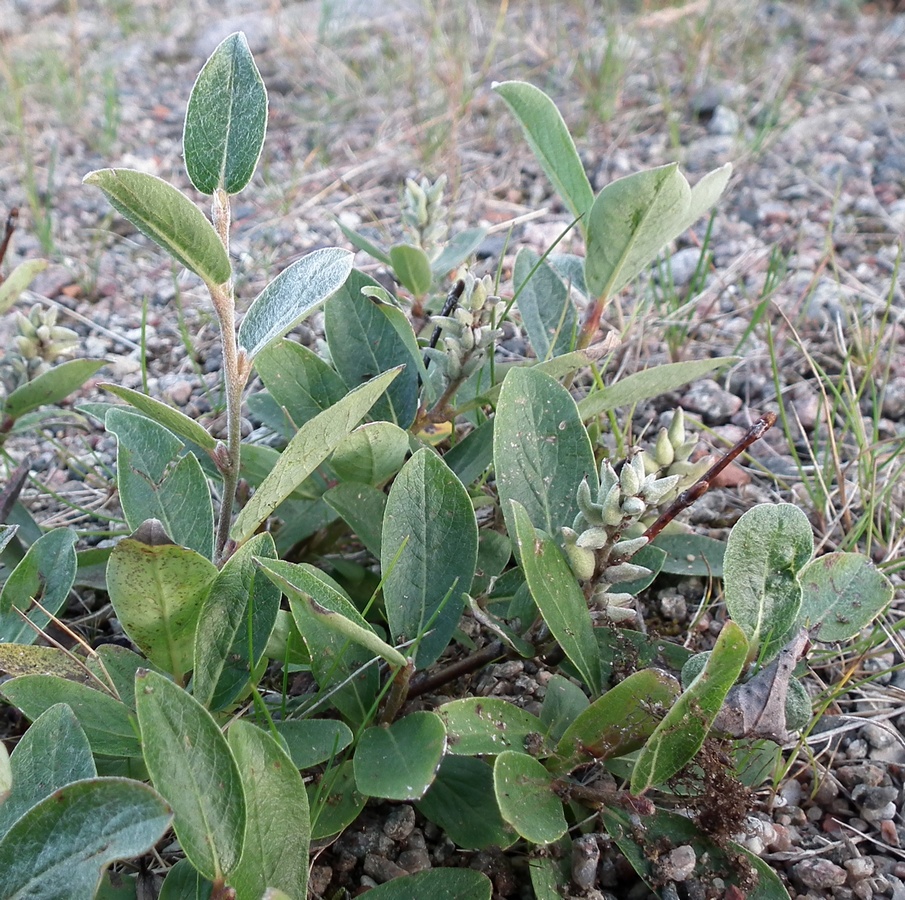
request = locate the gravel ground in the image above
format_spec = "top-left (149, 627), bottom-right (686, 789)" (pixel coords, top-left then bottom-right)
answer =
top-left (2, 1), bottom-right (905, 898)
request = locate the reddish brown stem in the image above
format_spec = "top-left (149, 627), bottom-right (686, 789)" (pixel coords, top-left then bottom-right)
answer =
top-left (643, 411), bottom-right (778, 543)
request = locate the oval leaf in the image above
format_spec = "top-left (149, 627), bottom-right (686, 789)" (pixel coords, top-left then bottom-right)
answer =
top-left (106, 408), bottom-right (213, 559)
top-left (324, 269), bottom-right (419, 427)
top-left (551, 668), bottom-right (680, 775)
top-left (83, 169), bottom-right (231, 286)
top-left (100, 384), bottom-right (217, 451)
top-left (184, 32), bottom-right (267, 195)
top-left (585, 162), bottom-right (731, 300)
top-left (3, 359), bottom-right (106, 422)
top-left (631, 621), bottom-right (748, 794)
top-left (254, 339), bottom-right (346, 429)
top-left (494, 82), bottom-right (594, 237)
top-left (308, 761), bottom-right (365, 841)
top-left (381, 448), bottom-right (478, 667)
top-left (416, 756), bottom-right (515, 850)
top-left (107, 524), bottom-right (218, 682)
top-left (797, 551), bottom-right (893, 642)
top-left (0, 675), bottom-right (141, 758)
top-left (577, 357), bottom-right (739, 420)
top-left (513, 248), bottom-right (577, 359)
top-left (227, 721), bottom-right (309, 900)
top-left (231, 367), bottom-right (400, 544)
top-left (495, 366), bottom-right (597, 542)
top-left (274, 719), bottom-right (353, 769)
top-left (136, 670), bottom-right (245, 880)
top-left (389, 243), bottom-right (433, 296)
top-left (438, 697), bottom-right (548, 757)
top-left (0, 527), bottom-right (77, 644)
top-left (0, 703), bottom-right (95, 837)
top-left (193, 533), bottom-right (280, 710)
top-left (724, 503), bottom-right (813, 661)
top-left (331, 421), bottom-right (410, 485)
top-left (493, 750), bottom-right (567, 845)
top-left (238, 248), bottom-right (353, 361)
top-left (0, 778), bottom-right (171, 900)
top-left (510, 501), bottom-right (601, 693)
top-left (353, 711), bottom-right (447, 801)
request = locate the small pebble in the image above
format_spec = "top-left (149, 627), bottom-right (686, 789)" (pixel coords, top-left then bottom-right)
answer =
top-left (397, 848), bottom-right (432, 873)
top-left (659, 845), bottom-right (696, 882)
top-left (382, 805), bottom-right (416, 842)
top-left (363, 852), bottom-right (408, 883)
top-left (792, 858), bottom-right (848, 889)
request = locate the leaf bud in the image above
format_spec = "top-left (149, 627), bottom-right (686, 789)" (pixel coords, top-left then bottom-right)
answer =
top-left (575, 525), bottom-right (609, 550)
top-left (611, 535), bottom-right (649, 558)
top-left (621, 495), bottom-right (646, 518)
top-left (563, 541), bottom-right (597, 582)
top-left (602, 482), bottom-right (624, 526)
top-left (620, 458), bottom-right (641, 496)
top-left (654, 427), bottom-right (675, 467)
top-left (667, 408), bottom-right (686, 449)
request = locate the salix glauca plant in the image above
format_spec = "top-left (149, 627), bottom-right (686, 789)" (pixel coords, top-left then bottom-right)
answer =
top-left (0, 33), bottom-right (894, 900)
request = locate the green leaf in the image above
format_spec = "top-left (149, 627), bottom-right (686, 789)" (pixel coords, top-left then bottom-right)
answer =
top-left (549, 669), bottom-right (680, 775)
top-left (335, 219), bottom-right (392, 265)
top-left (0, 675), bottom-right (141, 757)
top-left (723, 503), bottom-right (812, 661)
top-left (0, 777), bottom-right (171, 900)
top-left (0, 258), bottom-right (48, 314)
top-left (539, 674), bottom-right (589, 743)
top-left (655, 532), bottom-right (726, 577)
top-left (331, 421), bottom-right (410, 485)
top-left (416, 756), bottom-right (515, 850)
top-left (99, 384), bottom-right (218, 451)
top-left (238, 248), bottom-right (353, 361)
top-left (158, 858), bottom-right (212, 900)
top-left (85, 644), bottom-right (169, 710)
top-left (631, 621), bottom-right (748, 794)
top-left (83, 169), bottom-right (231, 286)
top-left (549, 253), bottom-right (588, 298)
top-left (513, 248), bottom-right (578, 359)
top-left (254, 339), bottom-right (346, 429)
top-left (0, 644), bottom-right (91, 685)
top-left (259, 560), bottom-right (380, 725)
top-left (106, 408), bottom-right (214, 559)
top-left (493, 750), bottom-right (567, 845)
top-left (260, 558), bottom-right (406, 667)
top-left (323, 482), bottom-right (387, 557)
top-left (797, 552), bottom-right (893, 642)
top-left (494, 82), bottom-right (594, 238)
top-left (510, 501), bottom-right (601, 693)
top-left (136, 670), bottom-right (245, 880)
top-left (227, 721), bottom-right (309, 900)
top-left (309, 761), bottom-right (365, 840)
top-left (389, 243), bottom-right (433, 296)
top-left (193, 533), bottom-right (280, 709)
top-left (106, 522), bottom-right (218, 682)
top-left (354, 712), bottom-right (447, 801)
top-left (274, 719), bottom-right (353, 769)
top-left (231, 367), bottom-right (400, 544)
top-left (444, 417), bottom-right (494, 486)
top-left (601, 805), bottom-right (791, 900)
top-left (324, 269), bottom-right (419, 427)
top-left (184, 32), bottom-right (267, 195)
top-left (438, 697), bottom-right (548, 757)
top-left (0, 527), bottom-right (77, 644)
top-left (0, 704), bottom-right (95, 838)
top-left (585, 162), bottom-right (731, 300)
top-left (577, 357), bottom-right (738, 419)
top-left (381, 448), bottom-right (478, 667)
top-left (431, 227), bottom-right (488, 277)
top-left (358, 869), bottom-right (492, 900)
top-left (3, 359), bottom-right (106, 421)
top-left (495, 366), bottom-right (597, 542)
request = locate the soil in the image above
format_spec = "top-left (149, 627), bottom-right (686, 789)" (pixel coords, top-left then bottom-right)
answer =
top-left (1, 1), bottom-right (905, 898)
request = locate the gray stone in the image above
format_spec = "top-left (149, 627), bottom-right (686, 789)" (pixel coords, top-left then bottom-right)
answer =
top-left (792, 858), bottom-right (848, 889)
